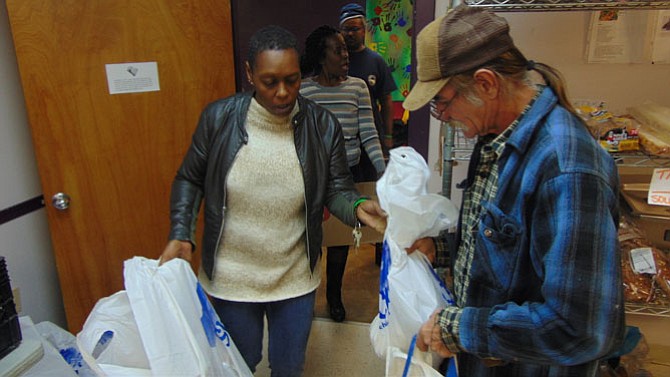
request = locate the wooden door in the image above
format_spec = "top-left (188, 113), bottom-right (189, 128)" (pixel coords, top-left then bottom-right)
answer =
top-left (6, 0), bottom-right (235, 332)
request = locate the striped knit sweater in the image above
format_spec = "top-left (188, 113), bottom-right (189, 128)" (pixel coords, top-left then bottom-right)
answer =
top-left (300, 76), bottom-right (385, 175)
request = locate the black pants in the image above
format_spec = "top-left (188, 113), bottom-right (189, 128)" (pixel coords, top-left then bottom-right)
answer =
top-left (325, 245), bottom-right (349, 306)
top-left (326, 160), bottom-right (378, 305)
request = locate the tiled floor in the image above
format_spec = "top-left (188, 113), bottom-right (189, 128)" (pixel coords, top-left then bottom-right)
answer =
top-left (255, 318), bottom-right (385, 377)
top-left (256, 244), bottom-right (384, 376)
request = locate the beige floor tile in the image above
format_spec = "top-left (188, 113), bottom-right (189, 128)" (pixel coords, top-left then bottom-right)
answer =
top-left (255, 319), bottom-right (385, 377)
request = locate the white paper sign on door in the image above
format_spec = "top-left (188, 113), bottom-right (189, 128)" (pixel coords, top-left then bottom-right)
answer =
top-left (648, 168), bottom-right (670, 206)
top-left (105, 62), bottom-right (160, 95)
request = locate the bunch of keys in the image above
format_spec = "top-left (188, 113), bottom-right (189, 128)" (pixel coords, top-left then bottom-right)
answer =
top-left (352, 220), bottom-right (362, 252)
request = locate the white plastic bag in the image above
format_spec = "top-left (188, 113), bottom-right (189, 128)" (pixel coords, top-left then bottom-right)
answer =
top-left (77, 257), bottom-right (252, 377)
top-left (370, 147), bottom-right (459, 369)
top-left (76, 291), bottom-right (152, 376)
top-left (123, 257), bottom-right (252, 377)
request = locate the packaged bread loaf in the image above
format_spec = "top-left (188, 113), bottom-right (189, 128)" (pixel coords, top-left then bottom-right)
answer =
top-left (627, 102), bottom-right (670, 156)
top-left (576, 102), bottom-right (640, 152)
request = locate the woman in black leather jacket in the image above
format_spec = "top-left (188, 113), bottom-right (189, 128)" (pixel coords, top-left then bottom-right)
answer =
top-left (158, 25), bottom-right (386, 376)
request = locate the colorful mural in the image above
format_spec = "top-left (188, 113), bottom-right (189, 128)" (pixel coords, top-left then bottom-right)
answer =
top-left (366, 0), bottom-right (413, 101)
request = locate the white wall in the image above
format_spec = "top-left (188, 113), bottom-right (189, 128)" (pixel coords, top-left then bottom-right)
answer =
top-left (1, 5), bottom-right (67, 327)
top-left (426, 7), bottom-right (670, 198)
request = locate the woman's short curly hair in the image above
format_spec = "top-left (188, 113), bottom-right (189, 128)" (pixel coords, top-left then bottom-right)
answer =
top-left (247, 25), bottom-right (299, 70)
top-left (300, 25), bottom-right (340, 77)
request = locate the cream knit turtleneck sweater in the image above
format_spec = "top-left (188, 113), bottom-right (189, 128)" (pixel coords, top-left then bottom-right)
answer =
top-left (199, 98), bottom-right (321, 302)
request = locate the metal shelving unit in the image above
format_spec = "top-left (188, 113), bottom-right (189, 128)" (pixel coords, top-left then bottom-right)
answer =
top-left (615, 151), bottom-right (670, 317)
top-left (440, 124), bottom-right (475, 199)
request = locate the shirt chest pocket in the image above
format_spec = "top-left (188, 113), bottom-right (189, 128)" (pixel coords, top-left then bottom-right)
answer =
top-left (471, 201), bottom-right (523, 292)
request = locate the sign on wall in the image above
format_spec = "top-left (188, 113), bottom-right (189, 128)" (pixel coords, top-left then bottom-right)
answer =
top-left (585, 10), bottom-right (670, 64)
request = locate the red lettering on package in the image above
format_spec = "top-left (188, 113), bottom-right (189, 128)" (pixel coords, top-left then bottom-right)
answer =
top-left (648, 168), bottom-right (670, 207)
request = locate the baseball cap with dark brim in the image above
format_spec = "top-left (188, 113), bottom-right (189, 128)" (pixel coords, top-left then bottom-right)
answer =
top-left (403, 5), bottom-right (515, 111)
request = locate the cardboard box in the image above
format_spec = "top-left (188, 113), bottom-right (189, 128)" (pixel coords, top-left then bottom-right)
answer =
top-left (618, 165), bottom-right (656, 186)
top-left (621, 182), bottom-right (670, 250)
top-left (321, 182), bottom-right (384, 247)
top-left (633, 215), bottom-right (670, 250)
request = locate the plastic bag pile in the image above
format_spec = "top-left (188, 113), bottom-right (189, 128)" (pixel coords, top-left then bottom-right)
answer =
top-left (77, 257), bottom-right (252, 377)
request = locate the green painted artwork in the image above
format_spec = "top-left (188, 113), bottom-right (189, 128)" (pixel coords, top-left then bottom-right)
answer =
top-left (366, 0), bottom-right (413, 101)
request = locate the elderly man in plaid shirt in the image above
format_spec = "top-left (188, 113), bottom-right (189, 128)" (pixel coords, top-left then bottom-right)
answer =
top-left (403, 5), bottom-right (624, 376)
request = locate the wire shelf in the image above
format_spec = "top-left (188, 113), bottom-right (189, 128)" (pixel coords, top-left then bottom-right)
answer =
top-left (443, 127), bottom-right (476, 162)
top-left (464, 0), bottom-right (670, 11)
top-left (625, 302), bottom-right (670, 317)
top-left (612, 152), bottom-right (670, 168)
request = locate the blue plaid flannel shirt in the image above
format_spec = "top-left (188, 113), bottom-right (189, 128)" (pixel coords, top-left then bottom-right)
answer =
top-left (433, 87), bottom-right (624, 376)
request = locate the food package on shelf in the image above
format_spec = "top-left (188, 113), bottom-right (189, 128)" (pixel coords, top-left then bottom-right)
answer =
top-left (627, 102), bottom-right (670, 156)
top-left (575, 102), bottom-right (640, 152)
top-left (575, 101), bottom-right (613, 131)
top-left (619, 215), bottom-right (670, 305)
top-left (599, 115), bottom-right (641, 153)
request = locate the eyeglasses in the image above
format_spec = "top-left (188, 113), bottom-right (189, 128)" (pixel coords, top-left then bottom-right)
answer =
top-left (430, 92), bottom-right (459, 119)
top-left (341, 26), bottom-right (362, 33)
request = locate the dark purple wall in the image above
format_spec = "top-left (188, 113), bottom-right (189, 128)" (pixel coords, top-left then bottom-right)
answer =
top-left (231, 0), bottom-right (365, 93)
top-left (230, 0), bottom-right (433, 158)
top-left (406, 0), bottom-right (435, 160)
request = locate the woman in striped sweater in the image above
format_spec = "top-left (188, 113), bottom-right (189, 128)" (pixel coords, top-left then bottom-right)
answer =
top-left (300, 25), bottom-right (385, 323)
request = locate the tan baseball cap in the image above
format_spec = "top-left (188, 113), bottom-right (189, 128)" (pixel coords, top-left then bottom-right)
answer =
top-left (403, 5), bottom-right (515, 111)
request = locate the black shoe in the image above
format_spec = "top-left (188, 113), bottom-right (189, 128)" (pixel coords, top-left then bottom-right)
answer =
top-left (329, 302), bottom-right (346, 322)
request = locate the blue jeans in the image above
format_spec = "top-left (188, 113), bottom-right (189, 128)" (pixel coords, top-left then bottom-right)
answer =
top-left (211, 290), bottom-right (316, 377)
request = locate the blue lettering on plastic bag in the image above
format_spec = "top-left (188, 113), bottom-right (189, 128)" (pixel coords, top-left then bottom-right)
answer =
top-left (196, 282), bottom-right (232, 348)
top-left (377, 240), bottom-right (456, 331)
top-left (59, 347), bottom-right (85, 373)
top-left (377, 240), bottom-right (391, 329)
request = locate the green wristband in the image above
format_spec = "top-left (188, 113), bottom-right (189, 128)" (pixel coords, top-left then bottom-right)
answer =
top-left (353, 197), bottom-right (368, 212)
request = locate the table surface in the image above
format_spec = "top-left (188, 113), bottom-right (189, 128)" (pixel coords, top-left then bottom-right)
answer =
top-left (17, 316), bottom-right (78, 377)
